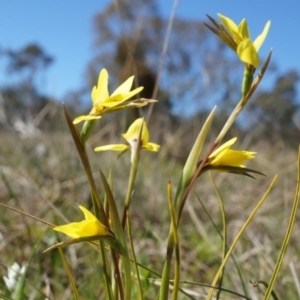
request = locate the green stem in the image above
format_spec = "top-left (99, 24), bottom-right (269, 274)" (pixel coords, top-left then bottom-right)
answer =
top-left (159, 253), bottom-right (173, 300)
top-left (121, 123), bottom-right (143, 228)
top-left (80, 119), bottom-right (96, 144)
top-left (63, 107), bottom-right (113, 299)
top-left (127, 212), bottom-right (143, 300)
top-left (210, 173), bottom-right (227, 300)
top-left (167, 182), bottom-right (180, 300)
top-left (99, 171), bottom-right (132, 300)
top-left (63, 105), bottom-right (107, 223)
top-left (216, 104), bottom-right (242, 144)
top-left (122, 152), bottom-right (140, 227)
top-left (99, 241), bottom-right (114, 300)
top-left (159, 109), bottom-right (217, 299)
top-left (241, 66), bottom-right (254, 100)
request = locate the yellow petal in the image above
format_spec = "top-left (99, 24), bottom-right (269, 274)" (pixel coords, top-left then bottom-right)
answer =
top-left (94, 144), bottom-right (129, 152)
top-left (120, 118), bottom-right (160, 153)
top-left (211, 149), bottom-right (256, 166)
top-left (53, 206), bottom-right (112, 238)
top-left (91, 69), bottom-right (109, 105)
top-left (73, 115), bottom-right (102, 124)
top-left (79, 205), bottom-right (97, 221)
top-left (218, 13), bottom-right (239, 36)
top-left (76, 220), bottom-right (105, 236)
top-left (53, 223), bottom-right (83, 238)
top-left (210, 137), bottom-right (237, 158)
top-left (141, 125), bottom-right (150, 146)
top-left (253, 20), bottom-right (271, 52)
top-left (53, 220), bottom-right (103, 238)
top-left (101, 87), bottom-right (144, 108)
top-left (238, 19), bottom-right (250, 40)
top-left (122, 118), bottom-right (145, 145)
top-left (237, 39), bottom-right (260, 67)
top-left (111, 75), bottom-right (134, 96)
top-left (143, 142), bottom-right (160, 152)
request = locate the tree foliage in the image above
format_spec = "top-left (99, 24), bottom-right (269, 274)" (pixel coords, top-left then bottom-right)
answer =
top-left (0, 43), bottom-right (57, 129)
top-left (87, 0), bottom-right (240, 118)
top-left (248, 70), bottom-right (300, 144)
top-left (5, 43), bottom-right (53, 82)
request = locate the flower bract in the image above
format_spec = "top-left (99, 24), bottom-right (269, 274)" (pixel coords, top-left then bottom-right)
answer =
top-left (206, 137), bottom-right (256, 167)
top-left (53, 205), bottom-right (113, 239)
top-left (94, 118), bottom-right (160, 162)
top-left (73, 69), bottom-right (144, 124)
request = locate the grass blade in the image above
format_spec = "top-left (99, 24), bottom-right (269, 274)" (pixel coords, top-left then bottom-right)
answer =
top-left (209, 173), bottom-right (227, 300)
top-left (194, 193), bottom-right (248, 298)
top-left (99, 171), bottom-right (131, 300)
top-left (206, 175), bottom-right (278, 300)
top-left (263, 146), bottom-right (300, 299)
top-left (58, 247), bottom-right (80, 300)
top-left (167, 182), bottom-right (180, 300)
top-left (160, 107), bottom-right (216, 300)
top-left (62, 104), bottom-right (106, 222)
top-left (127, 211), bottom-right (143, 300)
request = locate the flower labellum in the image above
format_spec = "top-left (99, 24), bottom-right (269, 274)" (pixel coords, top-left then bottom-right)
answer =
top-left (94, 118), bottom-right (160, 162)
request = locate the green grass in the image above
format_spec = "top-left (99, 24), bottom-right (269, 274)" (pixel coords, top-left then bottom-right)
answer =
top-left (0, 128), bottom-right (299, 299)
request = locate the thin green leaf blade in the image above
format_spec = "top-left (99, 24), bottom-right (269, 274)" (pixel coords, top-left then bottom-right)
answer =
top-left (175, 106), bottom-right (216, 207)
top-left (263, 146), bottom-right (300, 299)
top-left (206, 175), bottom-right (278, 300)
top-left (58, 247), bottom-right (80, 300)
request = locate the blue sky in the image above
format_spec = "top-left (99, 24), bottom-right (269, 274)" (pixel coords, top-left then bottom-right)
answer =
top-left (0, 1), bottom-right (299, 100)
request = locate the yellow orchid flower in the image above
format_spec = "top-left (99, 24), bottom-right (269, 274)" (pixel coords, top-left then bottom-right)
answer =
top-left (94, 118), bottom-right (160, 162)
top-left (218, 14), bottom-right (270, 68)
top-left (206, 14), bottom-right (270, 68)
top-left (206, 137), bottom-right (256, 167)
top-left (73, 69), bottom-right (144, 124)
top-left (53, 205), bottom-right (113, 239)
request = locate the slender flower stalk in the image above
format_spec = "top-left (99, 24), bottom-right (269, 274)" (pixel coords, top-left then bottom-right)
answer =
top-left (95, 118), bottom-right (160, 228)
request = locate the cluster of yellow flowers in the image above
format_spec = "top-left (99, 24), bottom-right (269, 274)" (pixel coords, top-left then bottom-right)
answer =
top-left (53, 13), bottom-right (270, 242)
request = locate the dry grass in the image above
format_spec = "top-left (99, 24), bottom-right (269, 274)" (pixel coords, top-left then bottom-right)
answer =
top-left (0, 125), bottom-right (299, 299)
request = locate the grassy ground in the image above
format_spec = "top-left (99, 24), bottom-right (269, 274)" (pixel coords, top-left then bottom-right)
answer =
top-left (0, 126), bottom-right (299, 299)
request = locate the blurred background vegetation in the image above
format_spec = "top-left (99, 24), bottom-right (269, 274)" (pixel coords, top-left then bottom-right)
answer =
top-left (0, 0), bottom-right (299, 149)
top-left (0, 0), bottom-right (300, 299)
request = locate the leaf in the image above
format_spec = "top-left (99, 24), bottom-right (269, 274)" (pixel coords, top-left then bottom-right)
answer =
top-left (63, 104), bottom-right (106, 222)
top-left (43, 235), bottom-right (122, 254)
top-left (175, 107), bottom-right (216, 208)
top-left (99, 171), bottom-right (132, 300)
